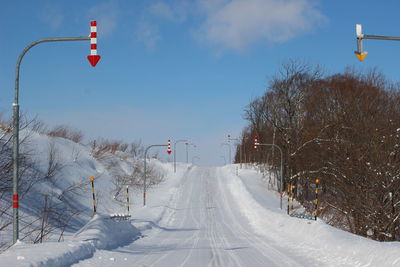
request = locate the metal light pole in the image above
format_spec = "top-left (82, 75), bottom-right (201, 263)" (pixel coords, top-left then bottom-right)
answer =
top-left (228, 136), bottom-right (242, 168)
top-left (354, 24), bottom-right (400, 61)
top-left (174, 139), bottom-right (187, 173)
top-left (256, 143), bottom-right (284, 210)
top-left (220, 156), bottom-right (226, 165)
top-left (185, 143), bottom-right (196, 164)
top-left (11, 31), bottom-right (99, 243)
top-left (143, 144), bottom-right (167, 206)
top-left (185, 142), bottom-right (189, 163)
top-left (221, 143), bottom-right (231, 164)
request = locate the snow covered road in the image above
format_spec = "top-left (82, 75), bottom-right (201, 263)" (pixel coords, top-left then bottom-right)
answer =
top-left (2, 164), bottom-right (399, 266)
top-left (74, 166), bottom-right (317, 267)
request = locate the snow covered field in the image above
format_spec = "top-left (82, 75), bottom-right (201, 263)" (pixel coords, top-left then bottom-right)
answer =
top-left (0, 153), bottom-right (399, 266)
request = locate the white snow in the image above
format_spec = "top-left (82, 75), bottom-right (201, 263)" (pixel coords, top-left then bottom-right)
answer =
top-left (0, 214), bottom-right (139, 266)
top-left (0, 130), bottom-right (399, 267)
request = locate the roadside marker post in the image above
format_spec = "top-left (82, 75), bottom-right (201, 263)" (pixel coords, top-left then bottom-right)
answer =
top-left (287, 185), bottom-right (290, 215)
top-left (90, 177), bottom-right (97, 216)
top-left (291, 185), bottom-right (296, 211)
top-left (314, 179), bottom-right (320, 220)
top-left (126, 185), bottom-right (130, 216)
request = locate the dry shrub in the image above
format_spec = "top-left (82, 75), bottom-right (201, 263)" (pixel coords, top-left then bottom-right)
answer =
top-left (47, 125), bottom-right (84, 143)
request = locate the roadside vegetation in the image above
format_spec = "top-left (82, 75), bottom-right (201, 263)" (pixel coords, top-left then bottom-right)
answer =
top-left (0, 119), bottom-right (164, 251)
top-left (236, 60), bottom-right (400, 241)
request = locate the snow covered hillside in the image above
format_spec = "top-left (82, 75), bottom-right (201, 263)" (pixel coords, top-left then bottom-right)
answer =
top-left (0, 128), bottom-right (171, 250)
top-left (1, 157), bottom-right (399, 266)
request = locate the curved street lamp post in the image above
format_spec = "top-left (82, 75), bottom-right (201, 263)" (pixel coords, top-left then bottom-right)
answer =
top-left (173, 139), bottom-right (187, 173)
top-left (11, 26), bottom-right (100, 243)
top-left (143, 144), bottom-right (167, 206)
top-left (256, 143), bottom-right (284, 210)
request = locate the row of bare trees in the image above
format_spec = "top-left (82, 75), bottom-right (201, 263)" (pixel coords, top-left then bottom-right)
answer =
top-left (236, 61), bottom-right (400, 241)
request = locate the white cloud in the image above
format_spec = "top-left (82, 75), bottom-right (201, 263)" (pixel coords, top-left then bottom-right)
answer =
top-left (135, 21), bottom-right (161, 50)
top-left (39, 6), bottom-right (64, 30)
top-left (196, 0), bottom-right (326, 51)
top-left (148, 1), bottom-right (190, 22)
top-left (88, 1), bottom-right (119, 37)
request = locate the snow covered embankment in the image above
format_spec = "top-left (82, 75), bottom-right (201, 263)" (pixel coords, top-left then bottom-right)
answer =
top-left (221, 166), bottom-right (400, 267)
top-left (0, 215), bottom-right (140, 266)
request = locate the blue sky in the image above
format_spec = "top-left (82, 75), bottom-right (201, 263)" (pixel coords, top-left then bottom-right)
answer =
top-left (1, 0), bottom-right (400, 166)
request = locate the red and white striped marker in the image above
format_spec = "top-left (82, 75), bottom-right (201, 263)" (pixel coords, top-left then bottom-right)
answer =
top-left (167, 139), bottom-right (172, 155)
top-left (87, 20), bottom-right (101, 67)
top-left (254, 136), bottom-right (259, 150)
top-left (12, 194), bottom-right (19, 209)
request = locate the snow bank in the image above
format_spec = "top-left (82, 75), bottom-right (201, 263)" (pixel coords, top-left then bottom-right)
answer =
top-left (221, 165), bottom-right (400, 267)
top-left (73, 214), bottom-right (140, 250)
top-left (0, 215), bottom-right (140, 267)
top-left (130, 163), bottom-right (191, 232)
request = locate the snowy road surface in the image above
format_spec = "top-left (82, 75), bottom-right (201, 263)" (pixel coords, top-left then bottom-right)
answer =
top-left (2, 165), bottom-right (399, 266)
top-left (74, 167), bottom-right (318, 267)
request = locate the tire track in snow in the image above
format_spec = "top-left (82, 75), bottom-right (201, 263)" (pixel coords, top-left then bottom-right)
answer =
top-left (217, 167), bottom-right (318, 267)
top-left (142, 167), bottom-right (203, 266)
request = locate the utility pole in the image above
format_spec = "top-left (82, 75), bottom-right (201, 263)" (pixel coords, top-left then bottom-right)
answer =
top-left (11, 21), bottom-right (100, 244)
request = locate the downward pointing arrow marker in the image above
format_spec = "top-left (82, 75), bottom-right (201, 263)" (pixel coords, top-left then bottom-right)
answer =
top-left (88, 21), bottom-right (101, 67)
top-left (87, 55), bottom-right (101, 67)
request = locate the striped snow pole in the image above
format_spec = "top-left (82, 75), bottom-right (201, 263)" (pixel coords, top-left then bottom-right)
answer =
top-left (314, 179), bottom-right (320, 220)
top-left (167, 139), bottom-right (171, 155)
top-left (126, 185), bottom-right (130, 215)
top-left (90, 177), bottom-right (97, 216)
top-left (291, 185), bottom-right (296, 211)
top-left (287, 184), bottom-right (290, 215)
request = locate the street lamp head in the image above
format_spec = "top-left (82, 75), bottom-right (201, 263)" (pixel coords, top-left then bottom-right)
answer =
top-left (355, 23), bottom-right (368, 62)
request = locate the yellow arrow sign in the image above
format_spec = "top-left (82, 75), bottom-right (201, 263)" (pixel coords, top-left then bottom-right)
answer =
top-left (356, 53), bottom-right (367, 62)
